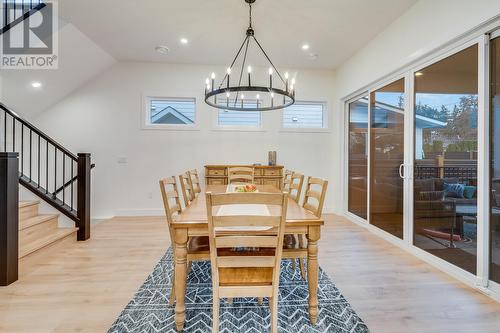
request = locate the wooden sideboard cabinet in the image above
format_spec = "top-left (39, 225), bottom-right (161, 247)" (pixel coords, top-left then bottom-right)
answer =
top-left (204, 165), bottom-right (284, 189)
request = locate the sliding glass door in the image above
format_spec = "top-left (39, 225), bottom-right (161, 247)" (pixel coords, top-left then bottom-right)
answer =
top-left (348, 96), bottom-right (369, 219)
top-left (413, 45), bottom-right (479, 274)
top-left (491, 36), bottom-right (500, 284)
top-left (345, 30), bottom-right (500, 294)
top-left (369, 79), bottom-right (405, 239)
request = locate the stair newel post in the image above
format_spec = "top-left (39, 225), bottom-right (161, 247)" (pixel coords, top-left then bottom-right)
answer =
top-left (77, 153), bottom-right (91, 241)
top-left (0, 152), bottom-right (19, 286)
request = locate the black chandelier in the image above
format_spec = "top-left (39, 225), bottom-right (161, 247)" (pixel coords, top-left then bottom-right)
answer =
top-left (204, 0), bottom-right (295, 112)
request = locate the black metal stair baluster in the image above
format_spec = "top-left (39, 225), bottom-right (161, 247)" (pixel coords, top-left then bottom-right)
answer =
top-left (54, 147), bottom-right (57, 198)
top-left (37, 135), bottom-right (40, 187)
top-left (62, 154), bottom-right (65, 205)
top-left (3, 1), bottom-right (7, 29)
top-left (46, 141), bottom-right (49, 194)
top-left (3, 112), bottom-right (6, 152)
top-left (29, 129), bottom-right (32, 181)
top-left (20, 124), bottom-right (24, 176)
top-left (12, 117), bottom-right (15, 152)
top-left (70, 160), bottom-right (74, 211)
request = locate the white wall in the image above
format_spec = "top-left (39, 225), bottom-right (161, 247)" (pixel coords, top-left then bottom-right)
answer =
top-left (33, 62), bottom-right (336, 218)
top-left (1, 20), bottom-right (116, 118)
top-left (334, 0), bottom-right (500, 99)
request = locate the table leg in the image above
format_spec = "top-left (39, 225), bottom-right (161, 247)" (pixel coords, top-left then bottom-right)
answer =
top-left (174, 228), bottom-right (188, 331)
top-left (307, 226), bottom-right (320, 325)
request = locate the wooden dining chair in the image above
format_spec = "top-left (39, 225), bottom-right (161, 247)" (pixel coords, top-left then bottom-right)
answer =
top-left (159, 177), bottom-right (210, 306)
top-left (291, 177), bottom-right (328, 279)
top-left (283, 169), bottom-right (293, 192)
top-left (228, 166), bottom-right (254, 185)
top-left (179, 171), bottom-right (195, 207)
top-left (206, 191), bottom-right (288, 333)
top-left (189, 169), bottom-right (202, 196)
top-left (289, 172), bottom-right (304, 203)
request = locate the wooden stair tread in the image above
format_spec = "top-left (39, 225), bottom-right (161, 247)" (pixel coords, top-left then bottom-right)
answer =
top-left (20, 214), bottom-right (59, 230)
top-left (19, 227), bottom-right (78, 259)
top-left (19, 201), bottom-right (40, 209)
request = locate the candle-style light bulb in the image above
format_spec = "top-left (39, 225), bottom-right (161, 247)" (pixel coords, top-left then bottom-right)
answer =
top-left (284, 72), bottom-right (289, 80)
top-left (291, 78), bottom-right (296, 85)
top-left (241, 93), bottom-right (245, 99)
top-left (256, 94), bottom-right (260, 100)
top-left (226, 68), bottom-right (231, 88)
top-left (290, 84), bottom-right (294, 91)
top-left (269, 67), bottom-right (273, 89)
top-left (226, 92), bottom-right (230, 98)
top-left (205, 78), bottom-right (209, 85)
top-left (210, 73), bottom-right (215, 92)
top-left (271, 92), bottom-right (275, 98)
top-left (206, 84), bottom-right (211, 90)
top-left (247, 65), bottom-right (252, 86)
top-left (247, 66), bottom-right (252, 73)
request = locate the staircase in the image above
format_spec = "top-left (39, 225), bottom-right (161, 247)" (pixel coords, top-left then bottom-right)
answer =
top-left (0, 1), bottom-right (92, 287)
top-left (19, 201), bottom-right (77, 260)
top-left (0, 101), bottom-right (93, 286)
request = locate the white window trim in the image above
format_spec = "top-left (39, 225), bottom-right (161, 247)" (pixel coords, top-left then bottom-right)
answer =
top-left (141, 95), bottom-right (200, 131)
top-left (211, 104), bottom-right (266, 132)
top-left (280, 100), bottom-right (330, 133)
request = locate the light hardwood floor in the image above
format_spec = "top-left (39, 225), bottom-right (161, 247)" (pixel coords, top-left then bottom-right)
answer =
top-left (1, 215), bottom-right (500, 333)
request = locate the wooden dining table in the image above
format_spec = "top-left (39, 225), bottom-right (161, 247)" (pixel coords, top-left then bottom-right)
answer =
top-left (170, 184), bottom-right (324, 331)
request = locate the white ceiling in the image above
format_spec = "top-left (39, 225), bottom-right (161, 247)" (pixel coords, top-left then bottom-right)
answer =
top-left (59, 0), bottom-right (418, 70)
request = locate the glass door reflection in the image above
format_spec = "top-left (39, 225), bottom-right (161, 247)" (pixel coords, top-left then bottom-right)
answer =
top-left (370, 79), bottom-right (405, 239)
top-left (348, 96), bottom-right (369, 219)
top-left (413, 45), bottom-right (478, 274)
top-left (491, 37), bottom-right (500, 283)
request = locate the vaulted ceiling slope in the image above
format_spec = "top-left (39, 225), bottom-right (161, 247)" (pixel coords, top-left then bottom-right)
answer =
top-left (59, 0), bottom-right (418, 70)
top-left (1, 20), bottom-right (116, 117)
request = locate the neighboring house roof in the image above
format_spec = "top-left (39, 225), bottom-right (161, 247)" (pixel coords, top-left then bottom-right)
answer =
top-left (151, 106), bottom-right (194, 124)
top-left (349, 99), bottom-right (447, 129)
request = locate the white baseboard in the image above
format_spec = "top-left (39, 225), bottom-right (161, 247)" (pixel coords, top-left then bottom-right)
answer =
top-left (112, 209), bottom-right (164, 217)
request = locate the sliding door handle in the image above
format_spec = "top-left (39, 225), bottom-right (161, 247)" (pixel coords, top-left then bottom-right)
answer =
top-left (399, 164), bottom-right (405, 179)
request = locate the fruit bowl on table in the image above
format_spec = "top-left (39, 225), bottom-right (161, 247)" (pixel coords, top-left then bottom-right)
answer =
top-left (234, 184), bottom-right (258, 193)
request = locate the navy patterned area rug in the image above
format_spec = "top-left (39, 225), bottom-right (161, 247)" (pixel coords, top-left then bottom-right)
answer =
top-left (108, 249), bottom-right (369, 333)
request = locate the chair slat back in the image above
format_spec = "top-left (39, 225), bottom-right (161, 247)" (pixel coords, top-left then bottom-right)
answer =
top-left (289, 172), bottom-right (305, 203)
top-left (159, 177), bottom-right (183, 240)
top-left (189, 169), bottom-right (202, 195)
top-left (179, 172), bottom-right (195, 207)
top-left (302, 177), bottom-right (328, 218)
top-left (228, 167), bottom-right (254, 185)
top-left (206, 191), bottom-right (288, 288)
top-left (283, 169), bottom-right (293, 192)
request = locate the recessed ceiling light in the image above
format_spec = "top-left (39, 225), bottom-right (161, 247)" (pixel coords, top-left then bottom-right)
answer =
top-left (180, 38), bottom-right (188, 45)
top-left (155, 45), bottom-right (170, 54)
top-left (415, 72), bottom-right (424, 77)
top-left (31, 81), bottom-right (42, 88)
top-left (309, 53), bottom-right (319, 60)
top-left (301, 44), bottom-right (310, 50)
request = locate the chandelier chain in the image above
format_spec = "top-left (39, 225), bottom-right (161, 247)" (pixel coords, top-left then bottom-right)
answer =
top-left (249, 2), bottom-right (252, 28)
top-left (204, 0), bottom-right (295, 112)
top-left (234, 37), bottom-right (251, 106)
